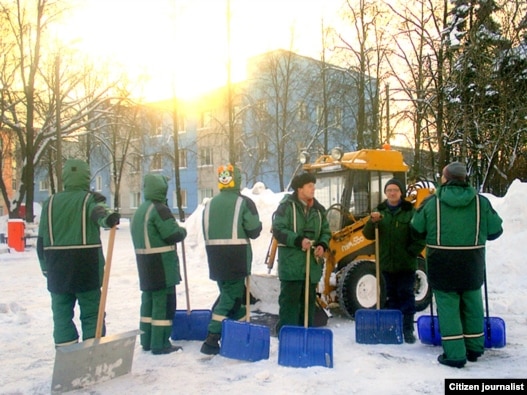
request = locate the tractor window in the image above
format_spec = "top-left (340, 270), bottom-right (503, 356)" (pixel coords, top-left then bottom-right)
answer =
top-left (315, 174), bottom-right (346, 209)
top-left (350, 172), bottom-right (369, 217)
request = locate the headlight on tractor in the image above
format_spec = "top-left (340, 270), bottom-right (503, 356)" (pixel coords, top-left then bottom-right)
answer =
top-left (330, 147), bottom-right (344, 161)
top-left (299, 151), bottom-right (310, 164)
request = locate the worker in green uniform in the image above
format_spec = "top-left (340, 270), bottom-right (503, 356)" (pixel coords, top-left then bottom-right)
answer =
top-left (37, 159), bottom-right (120, 347)
top-left (272, 172), bottom-right (332, 336)
top-left (363, 178), bottom-right (425, 343)
top-left (131, 174), bottom-right (187, 355)
top-left (201, 164), bottom-right (262, 355)
top-left (411, 162), bottom-right (503, 368)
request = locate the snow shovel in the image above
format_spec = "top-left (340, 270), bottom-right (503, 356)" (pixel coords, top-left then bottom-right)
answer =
top-left (171, 241), bottom-right (211, 341)
top-left (417, 265), bottom-right (506, 348)
top-left (220, 275), bottom-right (271, 362)
top-left (483, 265), bottom-right (506, 348)
top-left (355, 224), bottom-right (403, 344)
top-left (417, 291), bottom-right (442, 346)
top-left (278, 247), bottom-right (334, 368)
top-left (51, 226), bottom-right (140, 394)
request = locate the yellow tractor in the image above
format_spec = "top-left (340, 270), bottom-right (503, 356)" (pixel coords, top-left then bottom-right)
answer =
top-left (262, 146), bottom-right (435, 319)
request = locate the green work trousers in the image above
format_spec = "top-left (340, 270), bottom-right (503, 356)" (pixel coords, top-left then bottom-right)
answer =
top-left (50, 289), bottom-right (102, 347)
top-left (208, 279), bottom-right (246, 335)
top-left (434, 288), bottom-right (485, 362)
top-left (140, 286), bottom-right (176, 351)
top-left (277, 280), bottom-right (317, 335)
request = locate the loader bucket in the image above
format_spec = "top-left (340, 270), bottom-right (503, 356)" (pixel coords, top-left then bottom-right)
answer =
top-left (171, 309), bottom-right (211, 341)
top-left (355, 308), bottom-right (403, 344)
top-left (220, 319), bottom-right (270, 362)
top-left (51, 329), bottom-right (140, 394)
top-left (278, 325), bottom-right (333, 368)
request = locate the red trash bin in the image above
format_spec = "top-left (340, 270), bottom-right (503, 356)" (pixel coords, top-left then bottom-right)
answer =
top-left (7, 219), bottom-right (25, 252)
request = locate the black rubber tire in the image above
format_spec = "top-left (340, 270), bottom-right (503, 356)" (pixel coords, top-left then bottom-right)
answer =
top-left (414, 256), bottom-right (431, 312)
top-left (337, 260), bottom-right (386, 318)
top-left (337, 257), bottom-right (431, 318)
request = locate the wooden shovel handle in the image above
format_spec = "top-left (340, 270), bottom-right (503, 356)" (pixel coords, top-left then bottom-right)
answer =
top-left (180, 241), bottom-right (191, 314)
top-left (96, 226), bottom-right (116, 339)
top-left (375, 224), bottom-right (381, 310)
top-left (246, 275), bottom-right (251, 322)
top-left (304, 247), bottom-right (310, 328)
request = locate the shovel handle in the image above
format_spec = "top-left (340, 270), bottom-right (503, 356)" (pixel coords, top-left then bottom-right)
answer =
top-left (180, 241), bottom-right (191, 314)
top-left (304, 246), bottom-right (311, 328)
top-left (96, 225), bottom-right (116, 339)
top-left (246, 275), bottom-right (251, 322)
top-left (374, 224), bottom-right (381, 310)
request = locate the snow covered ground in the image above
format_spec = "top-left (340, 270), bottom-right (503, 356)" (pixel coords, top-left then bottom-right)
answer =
top-left (0, 180), bottom-right (526, 394)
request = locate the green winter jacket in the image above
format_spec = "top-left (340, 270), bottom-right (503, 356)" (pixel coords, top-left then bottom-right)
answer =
top-left (272, 193), bottom-right (332, 283)
top-left (411, 181), bottom-right (503, 291)
top-left (202, 172), bottom-right (262, 281)
top-left (363, 199), bottom-right (425, 273)
top-left (37, 159), bottom-right (115, 294)
top-left (131, 174), bottom-right (187, 291)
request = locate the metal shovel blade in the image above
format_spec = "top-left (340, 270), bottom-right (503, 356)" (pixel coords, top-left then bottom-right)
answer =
top-left (355, 308), bottom-right (403, 344)
top-left (278, 325), bottom-right (333, 368)
top-left (171, 309), bottom-right (212, 341)
top-left (51, 329), bottom-right (140, 394)
top-left (220, 319), bottom-right (270, 362)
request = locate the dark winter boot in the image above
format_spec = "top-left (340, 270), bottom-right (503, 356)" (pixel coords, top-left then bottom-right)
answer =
top-left (403, 314), bottom-right (416, 344)
top-left (200, 333), bottom-right (221, 355)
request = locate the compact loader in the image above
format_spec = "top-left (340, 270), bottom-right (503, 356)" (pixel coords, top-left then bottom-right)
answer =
top-left (259, 146), bottom-right (435, 320)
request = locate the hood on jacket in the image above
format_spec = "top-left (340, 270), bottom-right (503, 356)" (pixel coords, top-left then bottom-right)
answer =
top-left (437, 183), bottom-right (477, 208)
top-left (143, 173), bottom-right (169, 202)
top-left (217, 164), bottom-right (241, 191)
top-left (62, 159), bottom-right (91, 191)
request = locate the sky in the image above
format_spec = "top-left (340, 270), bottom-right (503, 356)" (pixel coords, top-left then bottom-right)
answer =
top-left (0, 179), bottom-right (526, 394)
top-left (55, 0), bottom-right (343, 101)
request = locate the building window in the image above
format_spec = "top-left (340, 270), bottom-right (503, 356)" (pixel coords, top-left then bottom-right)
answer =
top-left (151, 153), bottom-right (163, 170)
top-left (198, 147), bottom-right (213, 167)
top-left (298, 101), bottom-right (308, 121)
top-left (95, 176), bottom-right (103, 192)
top-left (334, 107), bottom-right (343, 128)
top-left (200, 111), bottom-right (212, 128)
top-left (177, 113), bottom-right (186, 132)
top-left (178, 149), bottom-right (187, 168)
top-left (173, 189), bottom-right (187, 209)
top-left (233, 105), bottom-right (243, 125)
top-left (130, 191), bottom-right (141, 208)
top-left (198, 188), bottom-right (214, 204)
top-left (131, 155), bottom-right (141, 173)
top-left (39, 179), bottom-right (49, 192)
top-left (316, 105), bottom-right (324, 125)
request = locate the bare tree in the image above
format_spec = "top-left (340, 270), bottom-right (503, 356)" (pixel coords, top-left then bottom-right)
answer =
top-left (0, 0), bottom-right (116, 221)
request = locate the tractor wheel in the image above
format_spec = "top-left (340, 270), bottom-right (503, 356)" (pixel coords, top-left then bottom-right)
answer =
top-left (337, 260), bottom-right (386, 318)
top-left (414, 256), bottom-right (431, 312)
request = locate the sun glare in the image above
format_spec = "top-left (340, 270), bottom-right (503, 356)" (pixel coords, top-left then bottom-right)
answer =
top-left (57, 0), bottom-right (340, 102)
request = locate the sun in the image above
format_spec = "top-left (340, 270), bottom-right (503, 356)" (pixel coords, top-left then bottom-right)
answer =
top-left (57, 0), bottom-right (340, 102)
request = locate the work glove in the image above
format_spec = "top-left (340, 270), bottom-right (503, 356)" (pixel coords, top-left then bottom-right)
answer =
top-left (105, 212), bottom-right (120, 228)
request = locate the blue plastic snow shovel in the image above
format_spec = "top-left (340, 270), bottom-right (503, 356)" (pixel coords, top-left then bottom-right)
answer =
top-left (171, 241), bottom-right (211, 341)
top-left (483, 267), bottom-right (506, 348)
top-left (417, 266), bottom-right (506, 348)
top-left (355, 225), bottom-right (403, 344)
top-left (220, 275), bottom-right (270, 362)
top-left (278, 248), bottom-right (334, 368)
top-left (417, 292), bottom-right (442, 346)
